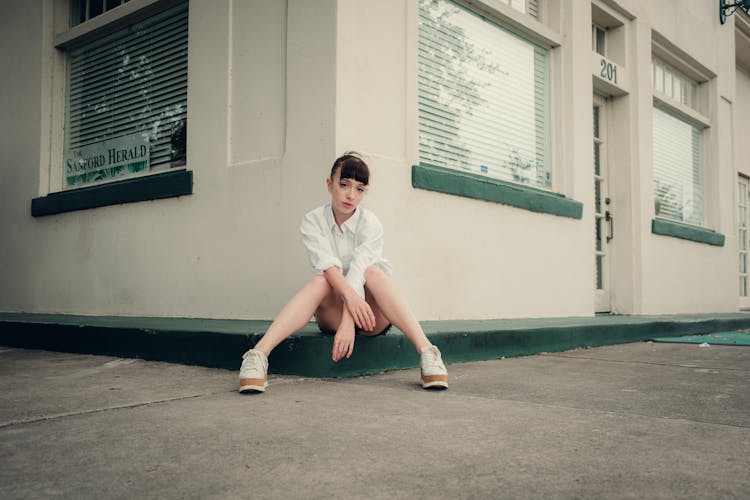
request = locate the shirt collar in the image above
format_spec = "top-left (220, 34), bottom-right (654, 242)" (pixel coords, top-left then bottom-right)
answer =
top-left (325, 204), bottom-right (361, 234)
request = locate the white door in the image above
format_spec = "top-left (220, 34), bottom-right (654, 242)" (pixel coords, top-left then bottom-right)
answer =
top-left (739, 175), bottom-right (750, 309)
top-left (594, 95), bottom-right (612, 312)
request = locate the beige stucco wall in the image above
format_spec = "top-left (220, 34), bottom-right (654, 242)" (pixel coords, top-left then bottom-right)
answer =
top-left (0, 0), bottom-right (340, 319)
top-left (0, 0), bottom-right (747, 320)
top-left (0, 0), bottom-right (46, 311)
top-left (633, 0), bottom-right (737, 314)
top-left (334, 0), bottom-right (595, 319)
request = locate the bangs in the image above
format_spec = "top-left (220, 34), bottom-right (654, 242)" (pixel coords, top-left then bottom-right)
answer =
top-left (332, 153), bottom-right (370, 185)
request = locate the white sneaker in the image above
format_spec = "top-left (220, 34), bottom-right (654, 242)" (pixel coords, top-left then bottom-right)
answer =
top-left (420, 345), bottom-right (448, 390)
top-left (239, 349), bottom-right (268, 393)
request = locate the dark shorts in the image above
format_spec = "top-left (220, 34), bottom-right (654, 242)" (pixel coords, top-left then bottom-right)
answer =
top-left (318, 323), bottom-right (392, 337)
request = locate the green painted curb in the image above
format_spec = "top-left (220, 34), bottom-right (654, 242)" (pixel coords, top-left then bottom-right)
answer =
top-left (412, 163), bottom-right (583, 219)
top-left (651, 218), bottom-right (725, 246)
top-left (3, 312), bottom-right (750, 377)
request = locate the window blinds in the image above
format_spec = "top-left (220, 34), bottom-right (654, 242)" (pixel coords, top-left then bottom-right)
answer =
top-left (65, 1), bottom-right (188, 177)
top-left (418, 0), bottom-right (550, 188)
top-left (652, 106), bottom-right (704, 226)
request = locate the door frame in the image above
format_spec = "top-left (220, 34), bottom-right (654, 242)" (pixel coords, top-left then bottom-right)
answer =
top-left (594, 93), bottom-right (612, 313)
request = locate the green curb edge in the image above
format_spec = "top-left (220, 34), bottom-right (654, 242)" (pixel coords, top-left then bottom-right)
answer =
top-left (2, 313), bottom-right (750, 377)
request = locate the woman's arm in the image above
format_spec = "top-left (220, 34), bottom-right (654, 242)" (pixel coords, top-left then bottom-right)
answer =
top-left (323, 266), bottom-right (376, 332)
top-left (300, 210), bottom-right (343, 274)
top-left (344, 215), bottom-right (386, 299)
top-left (332, 304), bottom-right (356, 362)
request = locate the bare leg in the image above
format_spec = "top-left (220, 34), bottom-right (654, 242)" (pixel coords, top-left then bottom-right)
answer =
top-left (362, 266), bottom-right (432, 352)
top-left (253, 275), bottom-right (332, 357)
top-left (316, 286), bottom-right (391, 336)
top-left (312, 290), bottom-right (344, 333)
top-left (358, 286), bottom-right (393, 336)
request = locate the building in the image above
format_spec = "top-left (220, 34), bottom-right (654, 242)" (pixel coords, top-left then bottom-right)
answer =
top-left (1, 0), bottom-right (749, 323)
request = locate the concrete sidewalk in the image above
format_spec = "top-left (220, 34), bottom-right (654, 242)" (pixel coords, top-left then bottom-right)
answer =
top-left (1, 341), bottom-right (749, 499)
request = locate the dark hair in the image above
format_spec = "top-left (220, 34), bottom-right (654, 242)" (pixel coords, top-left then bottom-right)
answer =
top-left (330, 152), bottom-right (370, 185)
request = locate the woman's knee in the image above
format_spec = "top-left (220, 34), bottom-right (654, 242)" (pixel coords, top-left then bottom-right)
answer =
top-left (307, 274), bottom-right (332, 294)
top-left (364, 265), bottom-right (386, 283)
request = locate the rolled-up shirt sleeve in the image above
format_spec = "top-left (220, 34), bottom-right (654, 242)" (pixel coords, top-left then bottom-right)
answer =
top-left (345, 216), bottom-right (385, 298)
top-left (300, 212), bottom-right (342, 273)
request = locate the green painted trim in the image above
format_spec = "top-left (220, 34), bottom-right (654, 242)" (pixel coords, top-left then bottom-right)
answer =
top-left (4, 312), bottom-right (750, 378)
top-left (31, 169), bottom-right (193, 217)
top-left (651, 218), bottom-right (725, 246)
top-left (412, 164), bottom-right (583, 219)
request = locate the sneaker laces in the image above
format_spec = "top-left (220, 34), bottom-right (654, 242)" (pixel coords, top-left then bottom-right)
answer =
top-left (240, 349), bottom-right (267, 373)
top-left (242, 349), bottom-right (261, 361)
top-left (421, 346), bottom-right (445, 371)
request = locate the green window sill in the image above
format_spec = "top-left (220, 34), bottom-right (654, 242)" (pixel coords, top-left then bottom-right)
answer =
top-left (412, 163), bottom-right (583, 219)
top-left (651, 218), bottom-right (725, 246)
top-left (31, 169), bottom-right (193, 217)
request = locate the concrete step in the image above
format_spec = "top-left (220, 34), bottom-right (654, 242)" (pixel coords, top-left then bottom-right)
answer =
top-left (2, 312), bottom-right (750, 377)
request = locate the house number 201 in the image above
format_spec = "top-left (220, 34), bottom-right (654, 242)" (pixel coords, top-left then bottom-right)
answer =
top-left (600, 59), bottom-right (618, 84)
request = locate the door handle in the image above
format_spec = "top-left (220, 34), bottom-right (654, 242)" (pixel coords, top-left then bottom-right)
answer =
top-left (605, 210), bottom-right (613, 242)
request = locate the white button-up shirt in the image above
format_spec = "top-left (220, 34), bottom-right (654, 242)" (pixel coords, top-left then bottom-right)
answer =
top-left (300, 204), bottom-right (392, 298)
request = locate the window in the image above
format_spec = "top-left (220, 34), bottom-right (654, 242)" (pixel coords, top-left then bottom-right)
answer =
top-left (500, 0), bottom-right (541, 18)
top-left (71, 0), bottom-right (132, 25)
top-left (652, 107), bottom-right (704, 225)
top-left (418, 0), bottom-right (551, 189)
top-left (651, 56), bottom-right (706, 226)
top-left (592, 25), bottom-right (605, 56)
top-left (740, 176), bottom-right (749, 297)
top-left (653, 58), bottom-right (698, 110)
top-left (62, 1), bottom-right (188, 188)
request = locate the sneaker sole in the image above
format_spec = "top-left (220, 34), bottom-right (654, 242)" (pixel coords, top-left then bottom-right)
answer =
top-left (239, 379), bottom-right (267, 393)
top-left (421, 374), bottom-right (448, 390)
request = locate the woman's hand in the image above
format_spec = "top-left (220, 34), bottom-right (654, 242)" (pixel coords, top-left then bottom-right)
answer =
top-left (332, 323), bottom-right (355, 362)
top-left (343, 292), bottom-right (376, 332)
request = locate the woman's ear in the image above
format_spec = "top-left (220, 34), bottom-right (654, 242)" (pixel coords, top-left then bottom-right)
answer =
top-left (326, 176), bottom-right (333, 193)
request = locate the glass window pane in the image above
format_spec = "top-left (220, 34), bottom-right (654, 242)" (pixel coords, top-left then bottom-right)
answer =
top-left (593, 106), bottom-right (600, 139)
top-left (594, 142), bottom-right (600, 175)
top-left (653, 56), bottom-right (700, 113)
top-left (653, 61), bottom-right (664, 93)
top-left (595, 28), bottom-right (605, 56)
top-left (71, 0), bottom-right (87, 25)
top-left (652, 106), bottom-right (704, 226)
top-left (64, 1), bottom-right (188, 187)
top-left (418, 0), bottom-right (550, 188)
top-left (690, 82), bottom-right (698, 109)
top-left (89, 0), bottom-right (104, 18)
top-left (595, 180), bottom-right (601, 214)
top-left (740, 177), bottom-right (749, 298)
top-left (680, 80), bottom-right (688, 106)
top-left (509, 0), bottom-right (526, 14)
top-left (664, 69), bottom-right (673, 98)
top-left (596, 255), bottom-right (603, 289)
